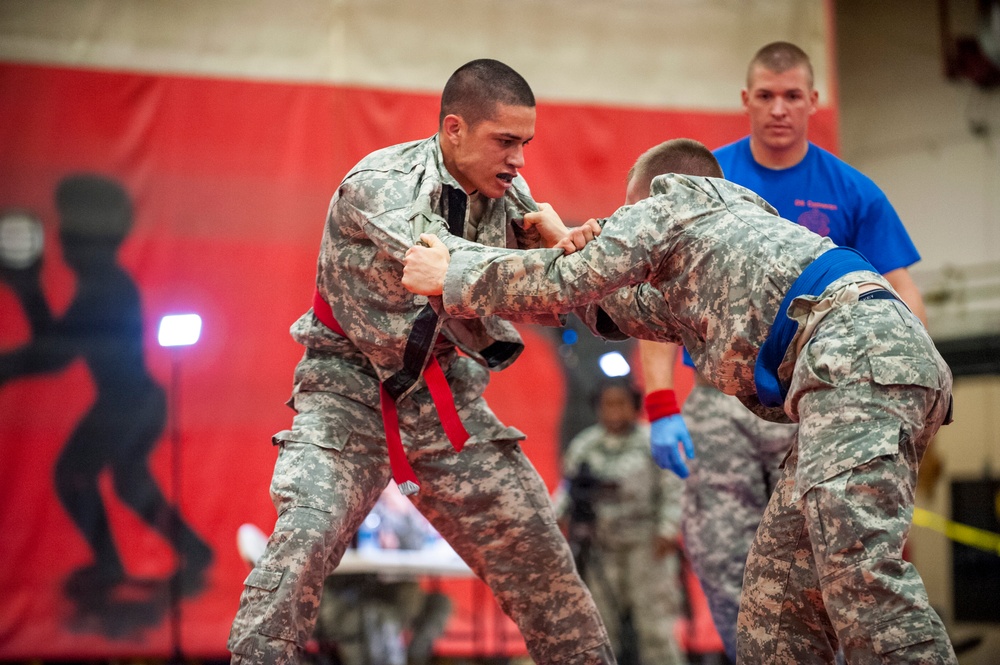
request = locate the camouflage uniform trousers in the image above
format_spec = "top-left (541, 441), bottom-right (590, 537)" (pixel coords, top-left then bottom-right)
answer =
top-left (737, 297), bottom-right (956, 664)
top-left (584, 543), bottom-right (685, 664)
top-left (680, 382), bottom-right (795, 662)
top-left (228, 358), bottom-right (615, 665)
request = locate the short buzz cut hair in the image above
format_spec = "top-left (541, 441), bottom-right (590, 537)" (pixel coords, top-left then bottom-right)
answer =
top-left (439, 59), bottom-right (535, 128)
top-left (747, 41), bottom-right (814, 89)
top-left (627, 138), bottom-right (723, 198)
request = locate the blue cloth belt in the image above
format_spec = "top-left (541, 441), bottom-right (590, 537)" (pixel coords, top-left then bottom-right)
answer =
top-left (753, 247), bottom-right (879, 408)
top-left (682, 290), bottom-right (900, 371)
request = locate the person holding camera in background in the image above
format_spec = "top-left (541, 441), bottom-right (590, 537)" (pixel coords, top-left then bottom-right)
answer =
top-left (556, 378), bottom-right (686, 665)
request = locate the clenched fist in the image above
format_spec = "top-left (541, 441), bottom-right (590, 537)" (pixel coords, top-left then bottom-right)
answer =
top-left (402, 233), bottom-right (450, 295)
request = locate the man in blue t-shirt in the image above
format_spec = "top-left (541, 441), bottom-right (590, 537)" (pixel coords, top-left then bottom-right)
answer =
top-left (638, 41), bottom-right (929, 662)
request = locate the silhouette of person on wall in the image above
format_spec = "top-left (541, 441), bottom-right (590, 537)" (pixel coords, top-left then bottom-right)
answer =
top-left (0, 175), bottom-right (212, 616)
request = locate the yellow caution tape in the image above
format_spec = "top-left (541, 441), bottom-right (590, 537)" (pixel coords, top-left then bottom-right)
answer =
top-left (913, 507), bottom-right (1000, 556)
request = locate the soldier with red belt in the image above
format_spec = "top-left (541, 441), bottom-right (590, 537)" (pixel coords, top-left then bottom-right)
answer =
top-left (228, 59), bottom-right (615, 664)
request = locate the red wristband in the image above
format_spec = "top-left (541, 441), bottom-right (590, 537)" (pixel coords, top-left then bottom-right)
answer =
top-left (645, 389), bottom-right (680, 420)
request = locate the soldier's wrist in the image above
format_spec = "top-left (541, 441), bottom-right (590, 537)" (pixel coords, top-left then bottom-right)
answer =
top-left (645, 389), bottom-right (679, 421)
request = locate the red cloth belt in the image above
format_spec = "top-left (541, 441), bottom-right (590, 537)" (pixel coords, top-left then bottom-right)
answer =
top-left (311, 289), bottom-right (469, 494)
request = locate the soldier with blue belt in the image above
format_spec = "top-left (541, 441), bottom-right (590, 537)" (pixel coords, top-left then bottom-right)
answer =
top-left (402, 138), bottom-right (956, 664)
top-left (640, 43), bottom-right (929, 662)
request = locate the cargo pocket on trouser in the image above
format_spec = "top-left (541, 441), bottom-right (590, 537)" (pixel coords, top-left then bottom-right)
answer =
top-left (795, 411), bottom-right (901, 505)
top-left (240, 502), bottom-right (347, 652)
top-left (244, 566), bottom-right (303, 644)
top-left (270, 398), bottom-right (385, 516)
top-left (803, 417), bottom-right (906, 567)
top-left (272, 392), bottom-right (363, 453)
top-left (229, 567), bottom-right (298, 653)
top-left (868, 353), bottom-right (950, 457)
top-left (259, 410), bottom-right (377, 652)
top-left (871, 612), bottom-right (939, 659)
top-left (803, 418), bottom-right (946, 662)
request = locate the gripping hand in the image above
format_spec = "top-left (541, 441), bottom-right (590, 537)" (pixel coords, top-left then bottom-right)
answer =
top-left (645, 389), bottom-right (695, 478)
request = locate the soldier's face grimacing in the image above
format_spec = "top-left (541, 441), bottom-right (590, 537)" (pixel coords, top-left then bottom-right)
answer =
top-left (446, 103), bottom-right (535, 199)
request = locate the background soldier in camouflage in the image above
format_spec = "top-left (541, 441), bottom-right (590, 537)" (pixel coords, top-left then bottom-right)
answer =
top-left (666, 382), bottom-right (790, 656)
top-left (228, 59), bottom-right (615, 664)
top-left (402, 138), bottom-right (956, 663)
top-left (555, 378), bottom-right (685, 664)
top-left (641, 42), bottom-right (929, 662)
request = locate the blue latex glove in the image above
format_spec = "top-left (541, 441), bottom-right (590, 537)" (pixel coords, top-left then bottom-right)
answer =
top-left (650, 414), bottom-right (695, 478)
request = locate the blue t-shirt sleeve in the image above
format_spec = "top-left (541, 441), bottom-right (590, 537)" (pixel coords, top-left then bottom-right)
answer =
top-left (713, 139), bottom-right (745, 182)
top-left (845, 173), bottom-right (921, 274)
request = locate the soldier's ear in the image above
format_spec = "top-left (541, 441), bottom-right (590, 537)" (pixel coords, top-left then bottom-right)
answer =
top-left (441, 114), bottom-right (465, 145)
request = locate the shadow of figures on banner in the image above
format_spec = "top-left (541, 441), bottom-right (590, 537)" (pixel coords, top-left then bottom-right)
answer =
top-left (0, 174), bottom-right (213, 639)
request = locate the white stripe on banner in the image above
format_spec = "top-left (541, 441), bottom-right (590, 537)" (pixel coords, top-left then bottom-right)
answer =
top-left (0, 0), bottom-right (832, 109)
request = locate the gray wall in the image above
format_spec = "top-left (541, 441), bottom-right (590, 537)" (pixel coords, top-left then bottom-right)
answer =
top-left (838, 2), bottom-right (1000, 661)
top-left (838, 0), bottom-right (1000, 340)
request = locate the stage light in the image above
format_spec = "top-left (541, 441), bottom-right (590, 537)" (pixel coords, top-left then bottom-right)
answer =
top-left (158, 314), bottom-right (202, 347)
top-left (599, 351), bottom-right (631, 377)
top-left (0, 210), bottom-right (44, 269)
top-left (157, 312), bottom-right (201, 663)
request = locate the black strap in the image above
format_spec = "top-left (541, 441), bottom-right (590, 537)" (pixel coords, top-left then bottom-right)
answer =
top-left (479, 340), bottom-right (523, 369)
top-left (858, 289), bottom-right (899, 302)
top-left (382, 187), bottom-right (467, 400)
top-left (382, 303), bottom-right (440, 400)
top-left (446, 186), bottom-right (467, 237)
top-left (858, 288), bottom-right (912, 313)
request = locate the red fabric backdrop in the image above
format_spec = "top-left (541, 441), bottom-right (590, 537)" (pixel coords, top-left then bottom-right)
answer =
top-left (0, 62), bottom-right (838, 658)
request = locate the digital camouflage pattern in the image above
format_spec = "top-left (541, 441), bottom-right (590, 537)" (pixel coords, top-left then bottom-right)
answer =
top-left (560, 423), bottom-right (682, 547)
top-left (443, 174), bottom-right (835, 420)
top-left (228, 135), bottom-right (615, 664)
top-left (438, 173), bottom-right (956, 663)
top-left (679, 383), bottom-right (794, 661)
top-left (738, 292), bottom-right (954, 663)
top-left (314, 135), bottom-right (563, 390)
top-left (557, 422), bottom-right (685, 663)
top-left (684, 133), bottom-right (926, 662)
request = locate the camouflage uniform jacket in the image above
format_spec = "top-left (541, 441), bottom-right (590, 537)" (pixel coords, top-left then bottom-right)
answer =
top-left (290, 135), bottom-right (562, 406)
top-left (441, 174), bottom-right (887, 420)
top-left (558, 423), bottom-right (682, 548)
